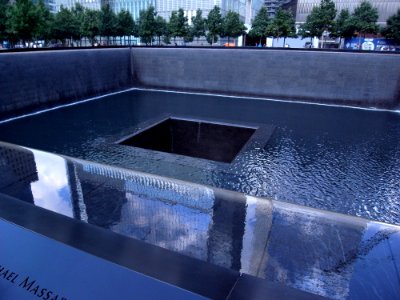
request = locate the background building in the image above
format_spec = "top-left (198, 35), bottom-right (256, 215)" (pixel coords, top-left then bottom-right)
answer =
top-left (264, 0), bottom-right (297, 17)
top-left (296, 0), bottom-right (400, 25)
top-left (157, 0), bottom-right (264, 24)
top-left (55, 0), bottom-right (103, 11)
top-left (43, 0), bottom-right (57, 13)
top-left (53, 0), bottom-right (263, 24)
top-left (109, 0), bottom-right (155, 20)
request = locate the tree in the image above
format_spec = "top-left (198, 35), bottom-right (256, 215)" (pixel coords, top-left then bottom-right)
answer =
top-left (191, 9), bottom-right (205, 42)
top-left (51, 6), bottom-right (76, 45)
top-left (138, 6), bottom-right (156, 45)
top-left (331, 9), bottom-right (354, 44)
top-left (267, 8), bottom-right (296, 46)
top-left (116, 10), bottom-right (135, 45)
top-left (300, 6), bottom-right (321, 42)
top-left (248, 6), bottom-right (269, 44)
top-left (71, 3), bottom-right (85, 45)
top-left (382, 9), bottom-right (400, 44)
top-left (299, 0), bottom-right (336, 47)
top-left (99, 4), bottom-right (117, 44)
top-left (154, 15), bottom-right (167, 45)
top-left (0, 0), bottom-right (9, 41)
top-left (206, 5), bottom-right (223, 44)
top-left (81, 8), bottom-right (100, 46)
top-left (222, 10), bottom-right (246, 44)
top-left (168, 8), bottom-right (188, 43)
top-left (33, 0), bottom-right (53, 42)
top-left (6, 0), bottom-right (38, 45)
top-left (318, 0), bottom-right (336, 33)
top-left (351, 0), bottom-right (379, 37)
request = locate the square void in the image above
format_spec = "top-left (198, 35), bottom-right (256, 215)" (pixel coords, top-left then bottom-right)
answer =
top-left (119, 118), bottom-right (256, 163)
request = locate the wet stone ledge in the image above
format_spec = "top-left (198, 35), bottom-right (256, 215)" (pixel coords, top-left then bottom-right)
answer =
top-left (0, 141), bottom-right (399, 299)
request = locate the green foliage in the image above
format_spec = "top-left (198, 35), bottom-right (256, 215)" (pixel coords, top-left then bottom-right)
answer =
top-left (6, 0), bottom-right (40, 43)
top-left (99, 4), bottom-right (117, 40)
top-left (1, 0), bottom-right (137, 46)
top-left (332, 9), bottom-right (354, 39)
top-left (154, 15), bottom-right (167, 45)
top-left (191, 9), bottom-right (205, 41)
top-left (351, 0), bottom-right (378, 36)
top-left (248, 6), bottom-right (269, 42)
top-left (116, 10), bottom-right (135, 37)
top-left (71, 3), bottom-right (85, 41)
top-left (267, 8), bottom-right (296, 42)
top-left (206, 6), bottom-right (223, 44)
top-left (222, 10), bottom-right (246, 43)
top-left (81, 8), bottom-right (100, 45)
top-left (51, 6), bottom-right (78, 43)
top-left (34, 0), bottom-right (53, 41)
top-left (382, 9), bottom-right (400, 44)
top-left (318, 0), bottom-right (336, 32)
top-left (0, 0), bottom-right (10, 41)
top-left (138, 6), bottom-right (156, 45)
top-left (168, 8), bottom-right (188, 41)
top-left (299, 7), bottom-right (320, 39)
top-left (300, 0), bottom-right (336, 39)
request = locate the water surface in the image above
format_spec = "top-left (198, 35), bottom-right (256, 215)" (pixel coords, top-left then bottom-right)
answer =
top-left (1, 89), bottom-right (399, 224)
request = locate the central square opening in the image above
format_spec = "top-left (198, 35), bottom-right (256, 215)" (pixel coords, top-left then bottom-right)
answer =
top-left (119, 118), bottom-right (256, 163)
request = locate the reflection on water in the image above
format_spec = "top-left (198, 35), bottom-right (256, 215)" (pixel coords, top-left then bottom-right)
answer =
top-left (0, 90), bottom-right (399, 224)
top-left (31, 151), bottom-right (73, 217)
top-left (0, 146), bottom-right (38, 203)
top-left (1, 144), bottom-right (399, 300)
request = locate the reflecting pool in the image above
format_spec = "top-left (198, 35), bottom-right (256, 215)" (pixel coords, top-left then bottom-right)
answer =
top-left (0, 89), bottom-right (399, 224)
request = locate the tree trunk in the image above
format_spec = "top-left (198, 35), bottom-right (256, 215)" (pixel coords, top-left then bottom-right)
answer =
top-left (283, 36), bottom-right (286, 47)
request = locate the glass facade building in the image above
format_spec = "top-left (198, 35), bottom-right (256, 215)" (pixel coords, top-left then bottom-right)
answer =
top-left (53, 0), bottom-right (263, 23)
top-left (108, 0), bottom-right (155, 20)
top-left (156, 0), bottom-right (264, 24)
top-left (54, 0), bottom-right (103, 11)
top-left (264, 0), bottom-right (297, 17)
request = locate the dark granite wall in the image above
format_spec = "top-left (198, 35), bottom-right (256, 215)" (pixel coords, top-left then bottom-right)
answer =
top-left (1, 48), bottom-right (399, 120)
top-left (131, 48), bottom-right (400, 109)
top-left (0, 48), bottom-right (132, 119)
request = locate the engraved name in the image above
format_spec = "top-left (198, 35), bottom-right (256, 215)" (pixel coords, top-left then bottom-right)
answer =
top-left (0, 264), bottom-right (67, 300)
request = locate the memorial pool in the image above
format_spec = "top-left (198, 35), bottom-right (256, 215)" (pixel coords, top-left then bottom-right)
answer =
top-left (1, 89), bottom-right (399, 225)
